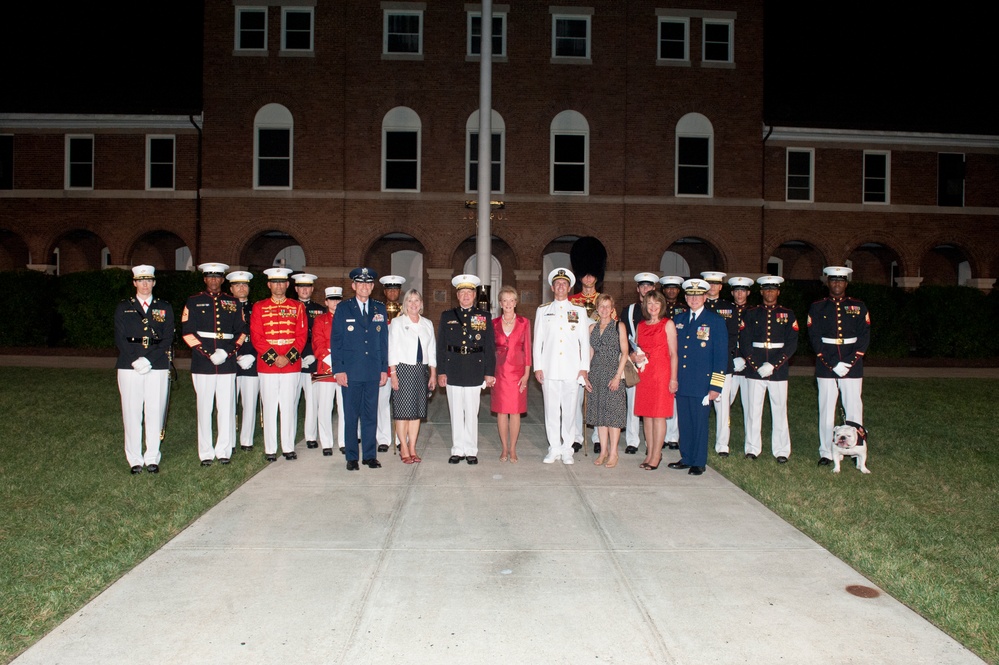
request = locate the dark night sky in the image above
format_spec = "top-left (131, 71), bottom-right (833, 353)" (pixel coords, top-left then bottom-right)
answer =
top-left (1, 2), bottom-right (994, 134)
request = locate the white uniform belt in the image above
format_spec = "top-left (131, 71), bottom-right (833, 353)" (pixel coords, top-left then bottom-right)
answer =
top-left (752, 342), bottom-right (784, 349)
top-left (821, 337), bottom-right (857, 345)
top-left (271, 338), bottom-right (296, 345)
top-left (198, 331), bottom-right (235, 340)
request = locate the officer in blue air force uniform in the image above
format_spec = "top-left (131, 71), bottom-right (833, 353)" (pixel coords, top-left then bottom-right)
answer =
top-left (331, 267), bottom-right (389, 470)
top-left (668, 278), bottom-right (728, 476)
top-left (115, 265), bottom-right (175, 474)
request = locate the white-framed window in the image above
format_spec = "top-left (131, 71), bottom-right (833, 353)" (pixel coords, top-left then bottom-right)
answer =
top-left (863, 151), bottom-right (890, 204)
top-left (937, 153), bottom-right (965, 207)
top-left (657, 17), bottom-right (689, 63)
top-left (468, 10), bottom-right (507, 57)
top-left (281, 7), bottom-right (313, 52)
top-left (0, 134), bottom-right (12, 190)
top-left (466, 110), bottom-right (505, 193)
top-left (65, 135), bottom-right (94, 190)
top-left (235, 7), bottom-right (267, 51)
top-left (675, 113), bottom-right (712, 197)
top-left (550, 110), bottom-right (589, 195)
top-left (786, 148), bottom-right (814, 202)
top-left (254, 104), bottom-right (293, 189)
top-left (702, 18), bottom-right (733, 64)
top-left (146, 135), bottom-right (175, 191)
top-left (383, 8), bottom-right (423, 56)
top-left (551, 13), bottom-right (591, 60)
top-left (382, 106), bottom-right (421, 192)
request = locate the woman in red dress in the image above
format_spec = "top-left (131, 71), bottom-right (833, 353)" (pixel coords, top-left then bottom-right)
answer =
top-left (492, 286), bottom-right (532, 462)
top-left (632, 290), bottom-right (678, 470)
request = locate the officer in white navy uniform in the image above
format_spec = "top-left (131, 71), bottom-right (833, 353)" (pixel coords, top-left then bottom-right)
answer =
top-left (534, 268), bottom-right (591, 464)
top-left (115, 265), bottom-right (174, 474)
top-left (808, 266), bottom-right (870, 466)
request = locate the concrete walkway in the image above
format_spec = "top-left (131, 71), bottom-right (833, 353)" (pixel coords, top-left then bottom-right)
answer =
top-left (11, 377), bottom-right (987, 665)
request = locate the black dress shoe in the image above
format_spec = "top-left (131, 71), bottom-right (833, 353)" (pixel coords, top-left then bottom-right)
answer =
top-left (466, 456), bottom-right (478, 465)
top-left (200, 460), bottom-right (212, 467)
top-left (572, 442), bottom-right (583, 453)
top-left (688, 466), bottom-right (705, 475)
top-left (146, 464), bottom-right (159, 474)
top-left (776, 456), bottom-right (788, 464)
top-left (362, 458), bottom-right (382, 468)
top-left (219, 458), bottom-right (230, 465)
top-left (666, 442), bottom-right (679, 450)
top-left (625, 446), bottom-right (638, 455)
top-left (593, 442), bottom-right (601, 454)
top-left (818, 457), bottom-right (833, 466)
top-left (284, 452), bottom-right (297, 460)
top-left (130, 465), bottom-right (143, 474)
top-left (745, 453), bottom-right (757, 460)
top-left (339, 448), bottom-right (345, 455)
top-left (265, 454), bottom-right (277, 462)
top-left (448, 455), bottom-right (465, 464)
top-left (667, 461), bottom-right (691, 470)
top-left (323, 448), bottom-right (333, 456)
top-left (241, 445), bottom-right (253, 451)
top-left (346, 460), bottom-right (359, 471)
top-left (377, 444), bottom-right (389, 453)
top-left (718, 451), bottom-right (729, 458)
top-left (306, 440), bottom-right (318, 449)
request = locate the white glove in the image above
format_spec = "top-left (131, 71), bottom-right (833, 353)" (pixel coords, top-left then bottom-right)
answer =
top-left (757, 362), bottom-right (774, 378)
top-left (321, 354), bottom-right (332, 368)
top-left (210, 349), bottom-right (229, 365)
top-left (833, 362), bottom-right (851, 377)
top-left (237, 354), bottom-right (255, 370)
top-left (301, 354), bottom-right (316, 369)
top-left (131, 357), bottom-right (151, 374)
top-left (732, 357), bottom-right (746, 372)
top-left (702, 394), bottom-right (711, 406)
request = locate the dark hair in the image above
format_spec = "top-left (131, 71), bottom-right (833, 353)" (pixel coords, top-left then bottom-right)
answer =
top-left (642, 290), bottom-right (668, 321)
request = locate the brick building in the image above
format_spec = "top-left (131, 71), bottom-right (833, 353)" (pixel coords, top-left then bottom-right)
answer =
top-left (2, 0), bottom-right (997, 322)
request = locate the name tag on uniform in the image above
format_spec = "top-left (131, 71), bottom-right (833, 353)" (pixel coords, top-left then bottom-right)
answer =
top-left (346, 318), bottom-right (356, 323)
top-left (696, 325), bottom-right (710, 341)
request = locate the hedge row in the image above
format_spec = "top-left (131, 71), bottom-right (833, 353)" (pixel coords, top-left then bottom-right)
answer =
top-left (1, 269), bottom-right (997, 358)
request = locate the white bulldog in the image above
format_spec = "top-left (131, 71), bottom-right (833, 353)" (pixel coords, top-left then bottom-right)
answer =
top-left (831, 421), bottom-right (870, 474)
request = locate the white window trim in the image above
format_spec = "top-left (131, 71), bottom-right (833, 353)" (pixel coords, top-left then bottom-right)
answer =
top-left (862, 150), bottom-right (891, 205)
top-left (551, 13), bottom-right (592, 63)
top-left (656, 16), bottom-right (689, 65)
top-left (466, 10), bottom-right (508, 59)
top-left (550, 133), bottom-right (589, 196)
top-left (702, 18), bottom-right (734, 66)
top-left (234, 7), bottom-right (268, 52)
top-left (280, 7), bottom-right (314, 53)
top-left (146, 135), bottom-right (176, 191)
top-left (383, 8), bottom-right (424, 58)
top-left (785, 148), bottom-right (814, 203)
top-left (65, 134), bottom-right (94, 190)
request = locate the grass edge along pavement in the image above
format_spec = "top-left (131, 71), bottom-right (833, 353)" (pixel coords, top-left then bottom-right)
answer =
top-left (1, 369), bottom-right (997, 664)
top-left (0, 367), bottom-right (269, 663)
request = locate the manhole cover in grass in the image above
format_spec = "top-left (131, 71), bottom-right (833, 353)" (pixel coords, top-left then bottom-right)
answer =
top-left (846, 585), bottom-right (880, 598)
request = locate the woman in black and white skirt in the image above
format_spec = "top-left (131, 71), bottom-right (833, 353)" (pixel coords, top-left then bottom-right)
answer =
top-left (388, 289), bottom-right (437, 463)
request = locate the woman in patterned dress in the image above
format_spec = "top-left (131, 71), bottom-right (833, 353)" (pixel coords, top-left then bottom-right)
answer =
top-left (491, 286), bottom-right (532, 462)
top-left (388, 290), bottom-right (437, 463)
top-left (583, 294), bottom-right (628, 467)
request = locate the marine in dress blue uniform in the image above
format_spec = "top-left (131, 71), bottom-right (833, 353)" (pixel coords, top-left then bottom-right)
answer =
top-left (115, 265), bottom-right (175, 474)
top-left (181, 262), bottom-right (247, 465)
top-left (331, 267), bottom-right (389, 470)
top-left (808, 266), bottom-right (870, 465)
top-left (739, 276), bottom-right (799, 461)
top-left (669, 279), bottom-right (728, 475)
top-left (228, 270), bottom-right (259, 451)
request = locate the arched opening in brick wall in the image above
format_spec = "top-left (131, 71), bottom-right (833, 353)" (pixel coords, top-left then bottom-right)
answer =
top-left (919, 244), bottom-right (971, 286)
top-left (771, 240), bottom-right (824, 280)
top-left (847, 242), bottom-right (901, 286)
top-left (50, 229), bottom-right (107, 274)
top-left (540, 235), bottom-right (577, 301)
top-left (129, 231), bottom-right (189, 272)
top-left (0, 229), bottom-right (30, 270)
top-left (659, 250), bottom-right (691, 278)
top-left (365, 233), bottom-right (427, 299)
top-left (454, 235), bottom-right (516, 317)
top-left (241, 231), bottom-right (306, 271)
top-left (663, 237), bottom-right (720, 277)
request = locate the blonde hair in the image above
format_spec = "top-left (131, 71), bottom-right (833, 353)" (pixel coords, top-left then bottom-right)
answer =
top-left (498, 285), bottom-right (519, 303)
top-left (402, 289), bottom-right (424, 315)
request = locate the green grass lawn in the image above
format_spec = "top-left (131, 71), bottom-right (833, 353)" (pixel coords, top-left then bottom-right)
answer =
top-left (1, 369), bottom-right (997, 663)
top-left (713, 376), bottom-right (999, 664)
top-left (0, 367), bottom-right (268, 662)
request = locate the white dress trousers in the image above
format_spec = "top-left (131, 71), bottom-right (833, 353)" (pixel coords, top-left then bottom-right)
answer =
top-left (316, 381), bottom-right (344, 450)
top-left (817, 377), bottom-right (863, 459)
top-left (712, 374), bottom-right (734, 453)
top-left (191, 373), bottom-right (236, 461)
top-left (744, 379), bottom-right (791, 458)
top-left (446, 384), bottom-right (481, 457)
top-left (236, 375), bottom-right (259, 448)
top-left (299, 372), bottom-right (319, 442)
top-left (260, 373), bottom-right (300, 454)
top-left (118, 368), bottom-right (168, 467)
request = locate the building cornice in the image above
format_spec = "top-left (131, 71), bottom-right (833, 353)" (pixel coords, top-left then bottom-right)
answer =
top-left (764, 125), bottom-right (999, 150)
top-left (0, 113), bottom-right (203, 131)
